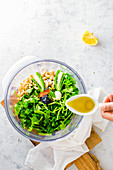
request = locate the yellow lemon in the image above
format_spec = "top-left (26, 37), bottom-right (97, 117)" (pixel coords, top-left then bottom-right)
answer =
top-left (82, 31), bottom-right (99, 46)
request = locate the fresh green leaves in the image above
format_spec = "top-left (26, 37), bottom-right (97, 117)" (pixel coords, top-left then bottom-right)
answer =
top-left (14, 72), bottom-right (79, 135)
top-left (48, 90), bottom-right (55, 100)
top-left (61, 73), bottom-right (79, 98)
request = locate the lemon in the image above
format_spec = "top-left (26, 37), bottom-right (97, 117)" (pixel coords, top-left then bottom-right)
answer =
top-left (82, 31), bottom-right (98, 46)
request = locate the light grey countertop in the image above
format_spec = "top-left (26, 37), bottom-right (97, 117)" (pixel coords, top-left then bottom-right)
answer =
top-left (0, 0), bottom-right (113, 169)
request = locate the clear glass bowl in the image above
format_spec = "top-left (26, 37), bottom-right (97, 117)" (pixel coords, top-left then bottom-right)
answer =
top-left (5, 60), bottom-right (87, 142)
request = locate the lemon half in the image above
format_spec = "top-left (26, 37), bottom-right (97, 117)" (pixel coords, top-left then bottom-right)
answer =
top-left (82, 31), bottom-right (98, 46)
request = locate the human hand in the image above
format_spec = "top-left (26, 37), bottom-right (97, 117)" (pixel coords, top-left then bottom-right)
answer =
top-left (99, 94), bottom-right (113, 121)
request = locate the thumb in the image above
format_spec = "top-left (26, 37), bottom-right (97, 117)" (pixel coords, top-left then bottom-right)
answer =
top-left (100, 102), bottom-right (113, 111)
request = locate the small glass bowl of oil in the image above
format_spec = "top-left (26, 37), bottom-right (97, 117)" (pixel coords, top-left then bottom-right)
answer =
top-left (65, 94), bottom-right (98, 116)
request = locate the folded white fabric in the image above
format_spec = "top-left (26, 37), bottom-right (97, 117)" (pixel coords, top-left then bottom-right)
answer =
top-left (25, 87), bottom-right (109, 170)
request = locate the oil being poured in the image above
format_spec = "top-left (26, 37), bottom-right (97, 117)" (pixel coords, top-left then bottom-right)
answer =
top-left (67, 96), bottom-right (95, 113)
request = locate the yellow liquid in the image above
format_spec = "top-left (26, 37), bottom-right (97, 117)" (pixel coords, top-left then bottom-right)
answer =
top-left (67, 96), bottom-right (95, 113)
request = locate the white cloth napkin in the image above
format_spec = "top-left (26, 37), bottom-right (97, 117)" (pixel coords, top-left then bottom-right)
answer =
top-left (25, 87), bottom-right (109, 170)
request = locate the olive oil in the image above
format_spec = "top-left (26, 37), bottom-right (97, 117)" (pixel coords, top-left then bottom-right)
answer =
top-left (67, 96), bottom-right (95, 113)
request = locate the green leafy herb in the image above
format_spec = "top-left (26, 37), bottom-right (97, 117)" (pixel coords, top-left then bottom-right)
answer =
top-left (14, 72), bottom-right (79, 135)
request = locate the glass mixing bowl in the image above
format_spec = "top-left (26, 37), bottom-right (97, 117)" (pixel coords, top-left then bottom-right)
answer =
top-left (5, 60), bottom-right (86, 142)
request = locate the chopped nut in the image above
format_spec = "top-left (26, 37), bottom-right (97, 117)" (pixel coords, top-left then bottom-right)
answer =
top-left (25, 85), bottom-right (29, 90)
top-left (50, 75), bottom-right (54, 81)
top-left (48, 79), bottom-right (52, 85)
top-left (30, 75), bottom-right (33, 78)
top-left (43, 77), bottom-right (47, 81)
top-left (51, 84), bottom-right (55, 88)
top-left (45, 81), bottom-right (49, 88)
top-left (52, 81), bottom-right (55, 86)
top-left (45, 72), bottom-right (51, 78)
top-left (48, 70), bottom-right (55, 75)
top-left (51, 81), bottom-right (55, 88)
top-left (40, 69), bottom-right (47, 77)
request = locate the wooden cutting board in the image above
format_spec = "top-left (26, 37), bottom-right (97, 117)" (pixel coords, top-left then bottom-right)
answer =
top-left (1, 100), bottom-right (102, 170)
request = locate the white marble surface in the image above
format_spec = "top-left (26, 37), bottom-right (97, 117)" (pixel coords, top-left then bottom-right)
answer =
top-left (0, 0), bottom-right (113, 169)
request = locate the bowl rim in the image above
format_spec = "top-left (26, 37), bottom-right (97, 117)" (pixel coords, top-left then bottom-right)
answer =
top-left (4, 59), bottom-right (87, 142)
